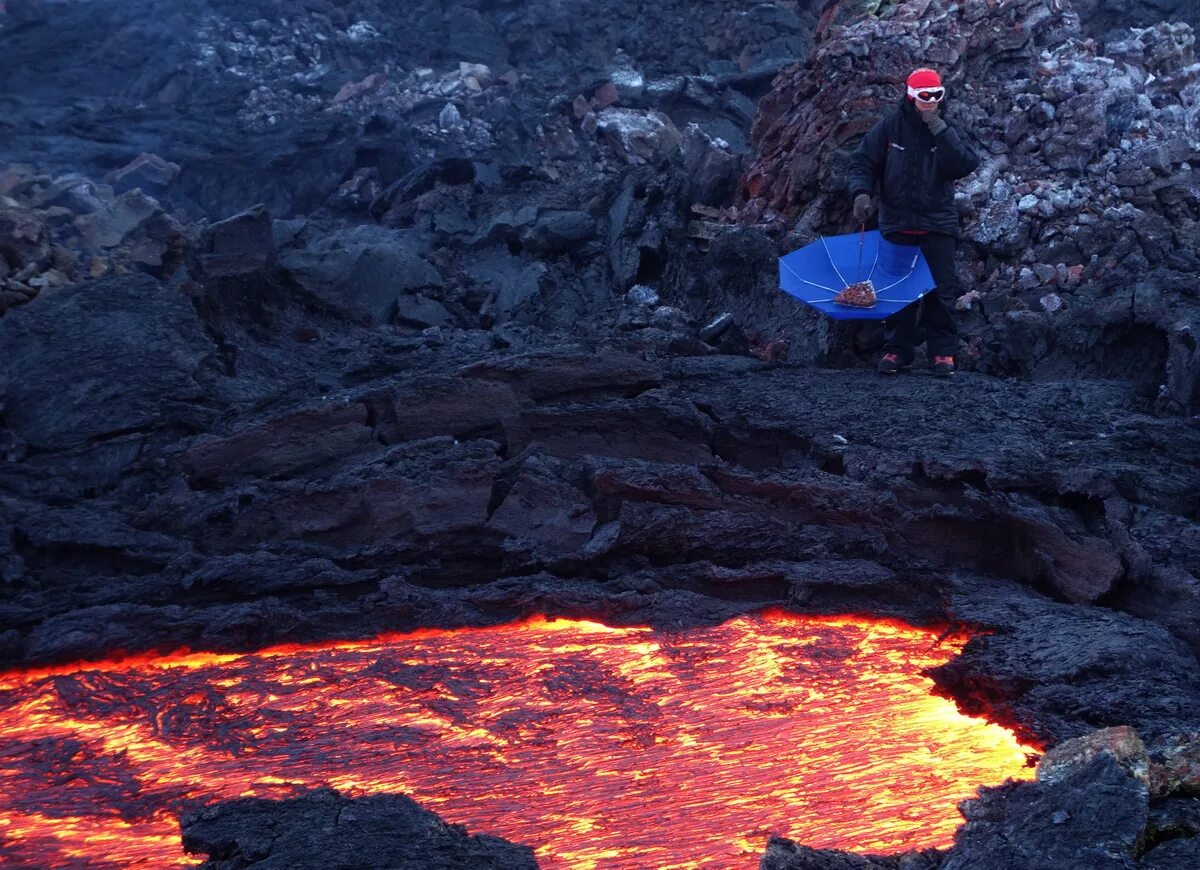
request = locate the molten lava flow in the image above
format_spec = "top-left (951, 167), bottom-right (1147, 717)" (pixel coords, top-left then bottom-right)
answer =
top-left (0, 611), bottom-right (1034, 868)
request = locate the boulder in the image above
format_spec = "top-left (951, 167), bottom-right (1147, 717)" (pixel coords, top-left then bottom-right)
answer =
top-left (279, 224), bottom-right (442, 325)
top-left (1038, 727), bottom-right (1150, 788)
top-left (0, 208), bottom-right (51, 271)
top-left (192, 205), bottom-right (275, 279)
top-left (943, 755), bottom-right (1148, 870)
top-left (595, 107), bottom-right (684, 164)
top-left (0, 274), bottom-right (215, 450)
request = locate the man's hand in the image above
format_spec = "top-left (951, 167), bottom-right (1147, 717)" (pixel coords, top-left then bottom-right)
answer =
top-left (919, 106), bottom-right (948, 135)
top-left (853, 193), bottom-right (874, 222)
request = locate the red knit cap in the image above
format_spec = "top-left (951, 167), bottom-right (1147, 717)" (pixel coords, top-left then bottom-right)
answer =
top-left (906, 68), bottom-right (942, 89)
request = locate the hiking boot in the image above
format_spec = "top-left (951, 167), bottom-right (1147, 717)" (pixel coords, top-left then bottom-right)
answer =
top-left (877, 352), bottom-right (905, 374)
top-left (933, 355), bottom-right (956, 377)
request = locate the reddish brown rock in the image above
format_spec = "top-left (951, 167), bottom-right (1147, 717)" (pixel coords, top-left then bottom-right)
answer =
top-left (181, 403), bottom-right (375, 484)
top-left (0, 208), bottom-right (51, 272)
top-left (104, 153), bottom-right (181, 195)
top-left (1037, 726), bottom-right (1150, 787)
top-left (1150, 732), bottom-right (1200, 797)
top-left (332, 73), bottom-right (387, 104)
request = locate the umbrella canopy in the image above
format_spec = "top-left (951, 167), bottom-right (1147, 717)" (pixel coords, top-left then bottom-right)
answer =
top-left (778, 230), bottom-right (936, 320)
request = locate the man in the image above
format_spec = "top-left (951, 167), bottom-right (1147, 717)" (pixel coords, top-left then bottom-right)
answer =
top-left (846, 68), bottom-right (980, 376)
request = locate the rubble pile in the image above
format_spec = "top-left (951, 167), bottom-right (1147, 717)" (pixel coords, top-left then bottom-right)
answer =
top-left (742, 0), bottom-right (1199, 402)
top-left (0, 157), bottom-right (185, 315)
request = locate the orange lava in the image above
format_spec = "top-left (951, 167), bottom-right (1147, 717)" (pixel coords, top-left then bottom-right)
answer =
top-left (0, 610), bottom-right (1034, 868)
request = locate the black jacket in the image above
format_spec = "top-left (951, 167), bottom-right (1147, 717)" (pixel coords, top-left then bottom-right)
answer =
top-left (846, 97), bottom-right (980, 236)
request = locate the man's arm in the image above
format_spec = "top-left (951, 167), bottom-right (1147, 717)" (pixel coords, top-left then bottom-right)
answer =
top-left (932, 122), bottom-right (980, 180)
top-left (846, 120), bottom-right (888, 197)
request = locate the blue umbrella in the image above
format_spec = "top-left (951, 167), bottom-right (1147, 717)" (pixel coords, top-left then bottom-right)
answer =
top-left (778, 230), bottom-right (936, 320)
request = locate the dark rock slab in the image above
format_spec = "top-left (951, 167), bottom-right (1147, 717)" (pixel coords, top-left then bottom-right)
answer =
top-left (934, 575), bottom-right (1200, 744)
top-left (180, 402), bottom-right (375, 484)
top-left (180, 788), bottom-right (537, 870)
top-left (487, 452), bottom-right (596, 562)
top-left (278, 224), bottom-right (442, 326)
top-left (1138, 835), bottom-right (1200, 869)
top-left (458, 348), bottom-right (662, 400)
top-left (362, 375), bottom-right (520, 444)
top-left (506, 393), bottom-right (714, 463)
top-left (942, 755), bottom-right (1147, 870)
top-left (0, 273), bottom-right (217, 450)
top-left (581, 454), bottom-right (725, 509)
top-left (22, 599), bottom-right (296, 664)
top-left (759, 837), bottom-right (933, 869)
top-left (191, 205), bottom-right (276, 280)
top-left (194, 438), bottom-right (501, 554)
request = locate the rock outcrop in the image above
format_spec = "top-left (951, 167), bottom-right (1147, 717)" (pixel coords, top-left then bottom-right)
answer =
top-left (181, 789), bottom-right (538, 869)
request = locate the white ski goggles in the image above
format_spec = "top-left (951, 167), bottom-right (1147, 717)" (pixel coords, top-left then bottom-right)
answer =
top-left (907, 85), bottom-right (946, 102)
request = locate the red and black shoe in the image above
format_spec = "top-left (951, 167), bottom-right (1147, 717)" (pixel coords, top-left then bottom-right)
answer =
top-left (933, 355), bottom-right (956, 377)
top-left (877, 352), bottom-right (907, 374)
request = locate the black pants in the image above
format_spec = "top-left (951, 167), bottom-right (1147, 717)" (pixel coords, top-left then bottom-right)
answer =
top-left (881, 231), bottom-right (960, 362)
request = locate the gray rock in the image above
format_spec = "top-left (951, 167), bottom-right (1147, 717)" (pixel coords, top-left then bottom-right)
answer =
top-left (279, 224), bottom-right (442, 325)
top-left (595, 107), bottom-right (684, 164)
top-left (520, 209), bottom-right (596, 253)
top-left (681, 123), bottom-right (740, 205)
top-left (700, 312), bottom-right (735, 342)
top-left (438, 102), bottom-right (464, 130)
top-left (73, 189), bottom-right (160, 250)
top-left (104, 152), bottom-right (180, 196)
top-left (393, 292), bottom-right (456, 328)
top-left (627, 284), bottom-right (659, 306)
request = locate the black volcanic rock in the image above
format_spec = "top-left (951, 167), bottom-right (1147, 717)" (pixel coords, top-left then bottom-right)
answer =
top-left (0, 273), bottom-right (218, 452)
top-left (192, 205), bottom-right (276, 280)
top-left (180, 788), bottom-right (538, 869)
top-left (760, 837), bottom-right (935, 869)
top-left (1071, 0), bottom-right (1200, 38)
top-left (942, 755), bottom-right (1148, 870)
top-left (933, 576), bottom-right (1200, 744)
top-left (1138, 835), bottom-right (1200, 869)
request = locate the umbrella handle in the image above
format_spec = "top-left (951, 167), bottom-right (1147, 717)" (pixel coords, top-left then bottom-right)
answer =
top-left (856, 223), bottom-right (866, 282)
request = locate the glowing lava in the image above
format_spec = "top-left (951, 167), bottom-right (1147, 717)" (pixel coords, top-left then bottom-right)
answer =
top-left (0, 610), bottom-right (1034, 868)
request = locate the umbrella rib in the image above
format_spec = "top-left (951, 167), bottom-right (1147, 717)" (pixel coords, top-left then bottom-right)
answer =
top-left (876, 252), bottom-right (922, 293)
top-left (866, 248), bottom-right (881, 283)
top-left (819, 235), bottom-right (850, 287)
top-left (781, 259), bottom-right (837, 292)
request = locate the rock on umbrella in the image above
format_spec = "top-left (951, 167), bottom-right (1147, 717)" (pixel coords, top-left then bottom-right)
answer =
top-left (778, 230), bottom-right (936, 320)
